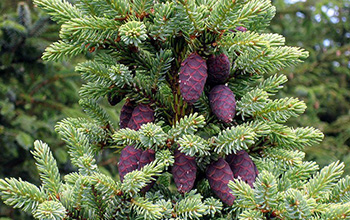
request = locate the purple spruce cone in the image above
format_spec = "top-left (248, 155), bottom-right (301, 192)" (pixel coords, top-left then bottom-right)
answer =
top-left (172, 148), bottom-right (197, 193)
top-left (127, 104), bottom-right (154, 131)
top-left (207, 53), bottom-right (231, 84)
top-left (179, 53), bottom-right (207, 103)
top-left (206, 158), bottom-right (235, 206)
top-left (119, 100), bottom-right (134, 129)
top-left (118, 145), bottom-right (142, 182)
top-left (226, 150), bottom-right (259, 188)
top-left (209, 85), bottom-right (236, 123)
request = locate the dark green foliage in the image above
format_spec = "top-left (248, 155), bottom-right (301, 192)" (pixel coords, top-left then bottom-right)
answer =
top-left (269, 0), bottom-right (350, 173)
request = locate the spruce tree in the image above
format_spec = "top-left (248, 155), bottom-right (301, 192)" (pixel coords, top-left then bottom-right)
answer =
top-left (1, 0), bottom-right (350, 219)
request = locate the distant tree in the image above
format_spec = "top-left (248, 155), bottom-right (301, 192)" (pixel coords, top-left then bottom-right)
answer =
top-left (270, 0), bottom-right (350, 173)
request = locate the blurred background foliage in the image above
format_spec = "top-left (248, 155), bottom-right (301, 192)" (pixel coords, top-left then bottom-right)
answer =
top-left (0, 0), bottom-right (350, 219)
top-left (0, 1), bottom-right (83, 218)
top-left (0, 1), bottom-right (120, 218)
top-left (270, 0), bottom-right (350, 174)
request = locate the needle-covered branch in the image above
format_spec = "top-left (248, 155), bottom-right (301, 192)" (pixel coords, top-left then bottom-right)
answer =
top-left (32, 141), bottom-right (62, 199)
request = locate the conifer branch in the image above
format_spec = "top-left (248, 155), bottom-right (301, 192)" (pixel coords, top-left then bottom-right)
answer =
top-left (107, 0), bottom-right (130, 17)
top-left (33, 0), bottom-right (83, 24)
top-left (321, 203), bottom-right (350, 219)
top-left (177, 0), bottom-right (206, 34)
top-left (283, 189), bottom-right (312, 219)
top-left (76, 60), bottom-right (133, 88)
top-left (207, 0), bottom-right (245, 32)
top-left (79, 82), bottom-right (111, 100)
top-left (237, 88), bottom-right (269, 119)
top-left (213, 124), bottom-right (257, 155)
top-left (178, 134), bottom-right (211, 157)
top-left (279, 161), bottom-right (319, 190)
top-left (203, 198), bottom-right (223, 217)
top-left (0, 178), bottom-right (47, 212)
top-left (32, 201), bottom-right (66, 220)
top-left (131, 0), bottom-right (153, 18)
top-left (59, 118), bottom-right (108, 143)
top-left (232, 0), bottom-right (275, 31)
top-left (121, 161), bottom-right (164, 195)
top-left (60, 17), bottom-right (120, 43)
top-left (112, 128), bottom-right (140, 147)
top-left (329, 176), bottom-right (350, 203)
top-left (235, 46), bottom-right (309, 74)
top-left (2, 0), bottom-right (349, 219)
top-left (293, 127), bottom-right (324, 149)
top-left (42, 40), bottom-right (86, 61)
top-left (254, 171), bottom-right (278, 211)
top-left (119, 21), bottom-right (147, 46)
top-left (229, 179), bottom-right (256, 208)
top-left (220, 31), bottom-right (285, 53)
top-left (306, 161), bottom-right (344, 199)
top-left (254, 97), bottom-right (306, 123)
top-left (149, 2), bottom-right (176, 41)
top-left (169, 113), bottom-right (206, 140)
top-left (239, 209), bottom-right (264, 219)
top-left (32, 141), bottom-right (62, 199)
top-left (257, 74), bottom-right (288, 94)
top-left (131, 196), bottom-right (164, 220)
top-left (55, 122), bottom-right (98, 175)
top-left (17, 2), bottom-right (32, 28)
top-left (79, 99), bottom-right (112, 128)
top-left (262, 148), bottom-right (304, 166)
top-left (175, 193), bottom-right (207, 219)
top-left (90, 173), bottom-right (121, 197)
top-left (139, 123), bottom-right (167, 149)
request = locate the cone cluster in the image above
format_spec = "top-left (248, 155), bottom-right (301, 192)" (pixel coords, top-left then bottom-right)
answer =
top-left (116, 51), bottom-right (253, 199)
top-left (117, 101), bottom-right (156, 192)
top-left (179, 52), bottom-right (236, 123)
top-left (172, 52), bottom-right (244, 201)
